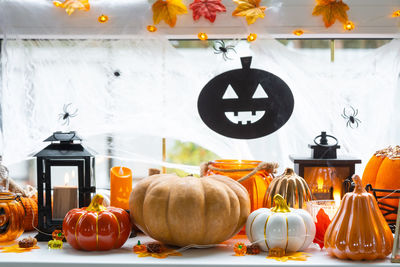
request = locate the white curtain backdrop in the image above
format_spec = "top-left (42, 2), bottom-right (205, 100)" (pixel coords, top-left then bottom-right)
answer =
top-left (1, 37), bottom-right (399, 175)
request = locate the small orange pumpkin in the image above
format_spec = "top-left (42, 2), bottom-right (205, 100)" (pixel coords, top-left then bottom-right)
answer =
top-left (17, 197), bottom-right (38, 231)
top-left (63, 194), bottom-right (131, 251)
top-left (324, 175), bottom-right (393, 260)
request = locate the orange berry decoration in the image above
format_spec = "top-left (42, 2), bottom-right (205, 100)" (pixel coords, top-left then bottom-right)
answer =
top-left (234, 242), bottom-right (247, 256)
top-left (133, 240), bottom-right (147, 253)
top-left (52, 230), bottom-right (65, 241)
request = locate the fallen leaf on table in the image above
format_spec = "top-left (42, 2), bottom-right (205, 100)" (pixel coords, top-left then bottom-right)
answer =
top-left (152, 0), bottom-right (188, 27)
top-left (267, 251), bottom-right (311, 262)
top-left (0, 245), bottom-right (39, 253)
top-left (189, 0), bottom-right (226, 23)
top-left (312, 0), bottom-right (349, 28)
top-left (232, 0), bottom-right (266, 25)
top-left (313, 208), bottom-right (332, 249)
top-left (136, 249), bottom-right (182, 259)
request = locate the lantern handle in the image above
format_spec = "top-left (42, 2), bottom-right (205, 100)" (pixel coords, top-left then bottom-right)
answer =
top-left (53, 131), bottom-right (76, 143)
top-left (314, 132), bottom-right (338, 147)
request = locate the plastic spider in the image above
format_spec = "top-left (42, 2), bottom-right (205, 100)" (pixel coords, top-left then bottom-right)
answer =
top-left (213, 40), bottom-right (236, 61)
top-left (58, 103), bottom-right (78, 126)
top-left (342, 106), bottom-right (361, 128)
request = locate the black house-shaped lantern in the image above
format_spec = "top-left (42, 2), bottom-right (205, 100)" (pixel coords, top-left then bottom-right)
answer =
top-left (34, 131), bottom-right (95, 241)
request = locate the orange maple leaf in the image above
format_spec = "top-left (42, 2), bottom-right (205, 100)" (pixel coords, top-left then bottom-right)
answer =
top-left (232, 0), bottom-right (266, 25)
top-left (152, 0), bottom-right (188, 28)
top-left (53, 0), bottom-right (90, 15)
top-left (312, 0), bottom-right (349, 28)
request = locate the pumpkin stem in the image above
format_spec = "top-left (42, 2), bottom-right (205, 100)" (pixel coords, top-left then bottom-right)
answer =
top-left (86, 194), bottom-right (107, 212)
top-left (271, 194), bottom-right (291, 213)
top-left (284, 168), bottom-right (295, 176)
top-left (352, 174), bottom-right (366, 194)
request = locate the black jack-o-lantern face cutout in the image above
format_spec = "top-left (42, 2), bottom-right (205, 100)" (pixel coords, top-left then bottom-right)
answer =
top-left (198, 57), bottom-right (294, 139)
top-left (0, 207), bottom-right (9, 234)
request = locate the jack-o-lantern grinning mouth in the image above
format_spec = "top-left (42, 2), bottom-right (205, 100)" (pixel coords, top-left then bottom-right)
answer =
top-left (224, 110), bottom-right (266, 125)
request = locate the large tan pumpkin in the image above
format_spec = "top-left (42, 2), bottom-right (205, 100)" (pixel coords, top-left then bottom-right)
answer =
top-left (129, 174), bottom-right (250, 247)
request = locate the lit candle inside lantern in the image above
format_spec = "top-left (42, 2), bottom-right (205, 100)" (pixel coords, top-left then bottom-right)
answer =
top-left (53, 172), bottom-right (78, 220)
top-left (110, 166), bottom-right (132, 209)
top-left (317, 176), bottom-right (324, 192)
top-left (333, 190), bottom-right (341, 208)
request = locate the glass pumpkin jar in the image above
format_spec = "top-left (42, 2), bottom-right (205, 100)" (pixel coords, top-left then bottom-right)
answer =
top-left (204, 160), bottom-right (273, 212)
top-left (0, 192), bottom-right (24, 242)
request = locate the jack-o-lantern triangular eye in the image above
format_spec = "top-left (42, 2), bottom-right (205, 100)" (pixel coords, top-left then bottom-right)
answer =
top-left (252, 84), bottom-right (268, 99)
top-left (222, 84), bottom-right (239, 99)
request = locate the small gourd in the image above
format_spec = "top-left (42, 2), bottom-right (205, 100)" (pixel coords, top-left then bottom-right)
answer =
top-left (264, 168), bottom-right (312, 209)
top-left (246, 194), bottom-right (315, 252)
top-left (324, 175), bottom-right (393, 260)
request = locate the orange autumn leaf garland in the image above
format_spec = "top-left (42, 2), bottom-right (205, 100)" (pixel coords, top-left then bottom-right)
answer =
top-left (312, 0), bottom-right (349, 28)
top-left (53, 0), bottom-right (90, 15)
top-left (232, 0), bottom-right (267, 25)
top-left (152, 0), bottom-right (188, 28)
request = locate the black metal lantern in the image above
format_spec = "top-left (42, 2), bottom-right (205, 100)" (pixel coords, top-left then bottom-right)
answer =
top-left (290, 132), bottom-right (361, 200)
top-left (34, 131), bottom-right (95, 241)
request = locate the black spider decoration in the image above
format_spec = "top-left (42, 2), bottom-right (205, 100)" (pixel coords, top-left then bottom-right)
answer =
top-left (58, 103), bottom-right (78, 126)
top-left (342, 106), bottom-right (361, 128)
top-left (213, 40), bottom-right (236, 61)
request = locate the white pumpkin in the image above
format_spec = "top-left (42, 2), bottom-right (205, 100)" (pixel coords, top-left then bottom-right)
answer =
top-left (246, 194), bottom-right (316, 252)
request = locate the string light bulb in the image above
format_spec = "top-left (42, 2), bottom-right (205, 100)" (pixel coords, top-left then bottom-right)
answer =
top-left (392, 10), bottom-right (400, 17)
top-left (147, 25), bottom-right (157, 33)
top-left (198, 32), bottom-right (208, 41)
top-left (98, 14), bottom-right (109, 23)
top-left (247, 33), bottom-right (257, 42)
top-left (343, 21), bottom-right (355, 31)
top-left (293, 29), bottom-right (304, 36)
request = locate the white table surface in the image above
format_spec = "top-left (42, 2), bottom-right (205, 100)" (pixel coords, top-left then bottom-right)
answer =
top-left (0, 232), bottom-right (394, 267)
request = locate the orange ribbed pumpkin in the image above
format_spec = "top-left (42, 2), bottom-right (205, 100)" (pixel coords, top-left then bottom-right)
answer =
top-left (63, 194), bottom-right (131, 251)
top-left (324, 175), bottom-right (393, 260)
top-left (18, 197), bottom-right (38, 231)
top-left (361, 146), bottom-right (400, 222)
top-left (361, 155), bottom-right (385, 188)
top-left (375, 158), bottom-right (400, 221)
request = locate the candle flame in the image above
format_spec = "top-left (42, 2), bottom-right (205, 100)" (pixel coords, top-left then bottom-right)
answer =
top-left (334, 191), bottom-right (341, 208)
top-left (119, 166), bottom-right (124, 175)
top-left (71, 169), bottom-right (76, 179)
top-left (317, 176), bottom-right (324, 191)
top-left (64, 173), bottom-right (70, 186)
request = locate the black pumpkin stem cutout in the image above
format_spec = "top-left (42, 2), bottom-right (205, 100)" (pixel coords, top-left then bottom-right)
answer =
top-left (197, 57), bottom-right (294, 139)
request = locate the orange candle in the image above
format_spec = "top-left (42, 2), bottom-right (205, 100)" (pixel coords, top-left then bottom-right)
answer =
top-left (110, 166), bottom-right (132, 209)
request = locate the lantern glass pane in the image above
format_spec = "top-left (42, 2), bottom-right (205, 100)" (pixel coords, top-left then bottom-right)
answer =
top-left (50, 166), bottom-right (79, 220)
top-left (304, 167), bottom-right (350, 200)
